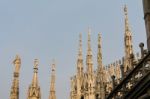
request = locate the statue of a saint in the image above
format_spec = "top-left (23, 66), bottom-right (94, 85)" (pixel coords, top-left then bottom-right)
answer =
top-left (13, 55), bottom-right (21, 73)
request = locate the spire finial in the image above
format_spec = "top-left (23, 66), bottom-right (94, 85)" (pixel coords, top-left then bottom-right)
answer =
top-left (51, 59), bottom-right (56, 73)
top-left (97, 33), bottom-right (102, 67)
top-left (79, 33), bottom-right (82, 53)
top-left (87, 27), bottom-right (92, 51)
top-left (13, 55), bottom-right (21, 74)
top-left (34, 59), bottom-right (39, 73)
top-left (49, 60), bottom-right (56, 99)
top-left (32, 59), bottom-right (39, 87)
top-left (88, 27), bottom-right (91, 39)
top-left (124, 5), bottom-right (128, 16)
top-left (98, 33), bottom-right (102, 47)
top-left (124, 5), bottom-right (130, 32)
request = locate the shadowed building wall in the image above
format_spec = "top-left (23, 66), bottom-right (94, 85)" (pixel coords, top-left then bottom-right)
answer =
top-left (143, 0), bottom-right (150, 51)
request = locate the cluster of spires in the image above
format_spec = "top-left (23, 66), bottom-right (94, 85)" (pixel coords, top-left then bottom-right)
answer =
top-left (9, 5), bottom-right (148, 99)
top-left (10, 57), bottom-right (56, 99)
top-left (71, 28), bottom-right (107, 99)
top-left (75, 5), bottom-right (134, 81)
top-left (76, 5), bottom-right (134, 75)
top-left (70, 5), bottom-right (147, 99)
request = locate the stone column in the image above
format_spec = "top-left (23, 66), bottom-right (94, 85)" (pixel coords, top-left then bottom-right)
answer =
top-left (143, 0), bottom-right (150, 51)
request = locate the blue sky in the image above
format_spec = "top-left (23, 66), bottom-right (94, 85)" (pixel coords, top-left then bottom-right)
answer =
top-left (0, 0), bottom-right (146, 99)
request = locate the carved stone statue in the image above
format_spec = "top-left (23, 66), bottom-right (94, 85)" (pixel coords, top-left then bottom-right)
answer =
top-left (13, 55), bottom-right (21, 74)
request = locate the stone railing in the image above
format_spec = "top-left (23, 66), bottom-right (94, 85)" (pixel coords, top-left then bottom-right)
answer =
top-left (106, 51), bottom-right (150, 99)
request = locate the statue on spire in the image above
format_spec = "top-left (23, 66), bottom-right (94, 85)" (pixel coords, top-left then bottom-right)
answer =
top-left (49, 60), bottom-right (56, 99)
top-left (79, 33), bottom-right (82, 55)
top-left (34, 59), bottom-right (39, 72)
top-left (13, 55), bottom-right (21, 74)
top-left (27, 59), bottom-right (41, 99)
top-left (10, 55), bottom-right (21, 99)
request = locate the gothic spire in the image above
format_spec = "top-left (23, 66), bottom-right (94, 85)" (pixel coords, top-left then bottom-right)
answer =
top-left (96, 33), bottom-right (105, 99)
top-left (124, 5), bottom-right (134, 72)
top-left (27, 59), bottom-right (41, 99)
top-left (49, 60), bottom-right (56, 99)
top-left (97, 33), bottom-right (103, 70)
top-left (86, 28), bottom-right (93, 74)
top-left (124, 5), bottom-right (131, 34)
top-left (77, 33), bottom-right (84, 76)
top-left (10, 55), bottom-right (21, 99)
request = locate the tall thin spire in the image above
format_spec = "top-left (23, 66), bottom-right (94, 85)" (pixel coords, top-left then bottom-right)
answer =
top-left (32, 59), bottom-right (38, 86)
top-left (96, 33), bottom-right (105, 99)
top-left (124, 5), bottom-right (131, 34)
top-left (97, 33), bottom-right (103, 70)
top-left (10, 55), bottom-right (21, 99)
top-left (86, 28), bottom-right (93, 74)
top-left (124, 5), bottom-right (134, 72)
top-left (77, 33), bottom-right (84, 76)
top-left (27, 59), bottom-right (41, 99)
top-left (49, 60), bottom-right (56, 99)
